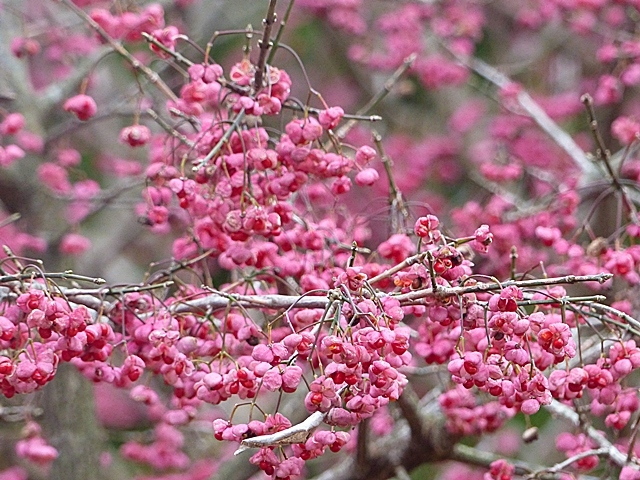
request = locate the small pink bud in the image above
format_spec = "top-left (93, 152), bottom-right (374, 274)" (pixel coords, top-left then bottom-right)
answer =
top-left (0, 113), bottom-right (25, 135)
top-left (10, 37), bottom-right (40, 58)
top-left (59, 233), bottom-right (91, 256)
top-left (355, 145), bottom-right (376, 166)
top-left (63, 94), bottom-right (97, 121)
top-left (355, 167), bottom-right (379, 186)
top-left (119, 125), bottom-right (151, 147)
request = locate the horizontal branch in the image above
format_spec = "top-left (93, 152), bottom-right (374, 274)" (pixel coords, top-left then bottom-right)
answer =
top-left (393, 273), bottom-right (612, 304)
top-left (234, 411), bottom-right (326, 455)
top-left (167, 273), bottom-right (614, 314)
top-left (545, 400), bottom-right (638, 470)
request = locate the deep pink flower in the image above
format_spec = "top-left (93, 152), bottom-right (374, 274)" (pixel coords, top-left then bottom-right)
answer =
top-left (0, 113), bottom-right (25, 135)
top-left (318, 106), bottom-right (344, 130)
top-left (612, 116), bottom-right (640, 145)
top-left (355, 167), bottom-right (379, 186)
top-left (149, 26), bottom-right (179, 58)
top-left (472, 224), bottom-right (493, 253)
top-left (119, 125), bottom-right (151, 147)
top-left (63, 94), bottom-right (97, 121)
top-left (304, 376), bottom-right (340, 412)
top-left (59, 233), bottom-right (91, 256)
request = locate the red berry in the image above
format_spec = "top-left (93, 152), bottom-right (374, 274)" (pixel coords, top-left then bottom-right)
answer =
top-left (463, 361), bottom-right (478, 375)
top-left (331, 371), bottom-right (345, 384)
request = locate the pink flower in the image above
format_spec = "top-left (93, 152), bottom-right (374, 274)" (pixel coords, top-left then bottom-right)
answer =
top-left (149, 26), bottom-right (179, 58)
top-left (355, 145), bottom-right (376, 166)
top-left (120, 355), bottom-right (145, 382)
top-left (59, 233), bottom-right (91, 256)
top-left (56, 148), bottom-right (81, 167)
top-left (488, 286), bottom-right (523, 312)
top-left (621, 466), bottom-right (640, 480)
top-left (472, 224), bottom-right (493, 253)
top-left (119, 125), bottom-right (151, 147)
top-left (414, 215), bottom-right (441, 243)
top-left (275, 457), bottom-right (304, 478)
top-left (15, 437), bottom-right (58, 466)
top-left (594, 75), bottom-right (622, 105)
top-left (612, 116), bottom-right (640, 145)
top-left (318, 106), bottom-right (344, 130)
top-left (622, 64), bottom-right (640, 86)
top-left (304, 376), bottom-right (340, 412)
top-left (16, 131), bottom-right (43, 153)
top-left (535, 226), bottom-right (561, 246)
top-left (0, 113), bottom-right (25, 135)
top-left (11, 37), bottom-right (40, 58)
top-left (378, 234), bottom-right (416, 263)
top-left (484, 459), bottom-right (514, 480)
top-left (330, 175), bottom-right (352, 195)
top-left (37, 163), bottom-right (72, 194)
top-left (355, 167), bottom-right (379, 186)
top-left (0, 145), bottom-right (25, 167)
top-left (63, 94), bottom-right (97, 121)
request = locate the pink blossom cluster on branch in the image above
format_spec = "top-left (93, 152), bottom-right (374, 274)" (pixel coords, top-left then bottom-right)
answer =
top-left (3, 1), bottom-right (640, 480)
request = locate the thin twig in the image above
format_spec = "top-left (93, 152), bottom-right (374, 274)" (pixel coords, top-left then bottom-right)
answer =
top-left (393, 273), bottom-right (613, 304)
top-left (544, 400), bottom-right (638, 470)
top-left (194, 109), bottom-right (246, 170)
top-left (0, 271), bottom-right (105, 285)
top-left (581, 93), bottom-right (639, 222)
top-left (282, 100), bottom-right (381, 122)
top-left (452, 53), bottom-right (597, 178)
top-left (254, 0), bottom-right (278, 91)
top-left (141, 32), bottom-right (194, 67)
top-left (267, 0), bottom-right (295, 65)
top-left (368, 252), bottom-right (427, 285)
top-left (373, 131), bottom-right (409, 233)
top-left (335, 53), bottom-right (417, 140)
top-left (145, 108), bottom-right (195, 148)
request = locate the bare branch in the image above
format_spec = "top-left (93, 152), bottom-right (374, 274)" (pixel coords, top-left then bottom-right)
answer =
top-left (450, 53), bottom-right (598, 179)
top-left (545, 400), bottom-right (639, 470)
top-left (254, 0), bottom-right (278, 90)
top-left (164, 273), bottom-right (612, 313)
top-left (234, 411), bottom-right (326, 455)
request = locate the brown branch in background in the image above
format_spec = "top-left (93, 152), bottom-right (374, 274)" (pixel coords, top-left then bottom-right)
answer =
top-left (451, 444), bottom-right (534, 476)
top-left (581, 93), bottom-right (639, 223)
top-left (545, 400), bottom-right (635, 469)
top-left (355, 419), bottom-right (370, 471)
top-left (312, 389), bottom-right (460, 480)
top-left (254, 0), bottom-right (278, 91)
top-left (448, 51), bottom-right (596, 178)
